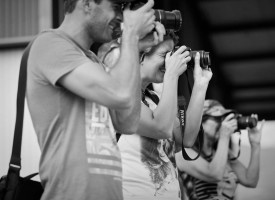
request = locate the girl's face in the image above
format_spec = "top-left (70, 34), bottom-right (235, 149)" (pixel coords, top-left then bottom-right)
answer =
top-left (202, 118), bottom-right (220, 141)
top-left (141, 39), bottom-right (175, 84)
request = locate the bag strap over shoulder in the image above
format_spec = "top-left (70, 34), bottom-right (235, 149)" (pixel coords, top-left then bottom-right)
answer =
top-left (9, 40), bottom-right (34, 171)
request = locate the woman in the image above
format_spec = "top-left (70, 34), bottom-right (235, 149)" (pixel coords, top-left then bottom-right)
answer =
top-left (98, 32), bottom-right (212, 200)
top-left (176, 100), bottom-right (264, 200)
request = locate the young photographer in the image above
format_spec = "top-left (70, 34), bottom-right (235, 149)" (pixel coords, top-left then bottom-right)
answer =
top-left (98, 32), bottom-right (212, 200)
top-left (176, 100), bottom-right (265, 200)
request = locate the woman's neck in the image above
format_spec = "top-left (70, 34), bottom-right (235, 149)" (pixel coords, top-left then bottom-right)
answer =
top-left (203, 139), bottom-right (214, 156)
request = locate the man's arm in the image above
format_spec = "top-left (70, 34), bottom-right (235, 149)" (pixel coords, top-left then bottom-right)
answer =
top-left (59, 0), bottom-right (157, 134)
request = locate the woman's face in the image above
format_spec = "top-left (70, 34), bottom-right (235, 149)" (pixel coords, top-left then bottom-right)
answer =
top-left (202, 118), bottom-right (220, 141)
top-left (141, 39), bottom-right (175, 83)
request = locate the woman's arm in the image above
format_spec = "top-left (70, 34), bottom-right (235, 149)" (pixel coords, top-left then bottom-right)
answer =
top-left (230, 119), bottom-right (264, 187)
top-left (176, 134), bottom-right (231, 182)
top-left (173, 53), bottom-right (212, 147)
top-left (176, 114), bottom-right (237, 182)
top-left (137, 46), bottom-right (190, 139)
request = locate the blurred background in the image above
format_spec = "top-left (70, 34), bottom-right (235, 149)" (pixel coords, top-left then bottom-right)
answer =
top-left (0, 0), bottom-right (275, 199)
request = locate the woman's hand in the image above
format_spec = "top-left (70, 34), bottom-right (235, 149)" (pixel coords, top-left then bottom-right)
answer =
top-left (193, 52), bottom-right (213, 86)
top-left (219, 113), bottom-right (238, 138)
top-left (164, 45), bottom-right (191, 79)
top-left (248, 115), bottom-right (264, 147)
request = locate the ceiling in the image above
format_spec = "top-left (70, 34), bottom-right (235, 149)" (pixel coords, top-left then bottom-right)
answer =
top-left (154, 0), bottom-right (275, 121)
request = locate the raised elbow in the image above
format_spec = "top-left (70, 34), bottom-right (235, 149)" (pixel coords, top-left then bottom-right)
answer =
top-left (243, 180), bottom-right (258, 188)
top-left (206, 174), bottom-right (223, 183)
top-left (113, 91), bottom-right (133, 109)
top-left (205, 167), bottom-right (224, 182)
top-left (182, 140), bottom-right (195, 148)
top-left (155, 121), bottom-right (173, 139)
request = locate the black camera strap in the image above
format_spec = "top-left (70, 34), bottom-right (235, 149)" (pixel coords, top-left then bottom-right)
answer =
top-left (179, 69), bottom-right (204, 161)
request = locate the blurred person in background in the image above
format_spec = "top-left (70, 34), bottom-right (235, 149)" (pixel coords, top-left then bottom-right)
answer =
top-left (176, 100), bottom-right (264, 200)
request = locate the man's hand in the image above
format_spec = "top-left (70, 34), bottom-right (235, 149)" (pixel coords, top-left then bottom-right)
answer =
top-left (122, 0), bottom-right (156, 39)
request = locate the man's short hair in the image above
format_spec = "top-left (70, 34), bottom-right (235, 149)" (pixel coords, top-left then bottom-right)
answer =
top-left (64, 0), bottom-right (103, 14)
top-left (64, 0), bottom-right (135, 14)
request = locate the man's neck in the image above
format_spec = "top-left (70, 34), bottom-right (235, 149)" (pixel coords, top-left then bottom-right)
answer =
top-left (58, 15), bottom-right (94, 50)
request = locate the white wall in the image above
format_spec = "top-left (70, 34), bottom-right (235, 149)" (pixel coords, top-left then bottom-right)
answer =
top-left (0, 49), bottom-right (41, 180)
top-left (0, 0), bottom-right (52, 181)
top-left (236, 120), bottom-right (275, 200)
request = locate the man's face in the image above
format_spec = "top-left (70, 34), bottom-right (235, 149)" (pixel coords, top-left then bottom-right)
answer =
top-left (86, 0), bottom-right (123, 43)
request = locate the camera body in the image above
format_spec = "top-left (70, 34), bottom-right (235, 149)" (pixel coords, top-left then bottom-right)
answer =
top-left (235, 114), bottom-right (258, 130)
top-left (171, 46), bottom-right (211, 69)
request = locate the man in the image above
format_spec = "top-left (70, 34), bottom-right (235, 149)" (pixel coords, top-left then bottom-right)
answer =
top-left (26, 0), bottom-right (164, 199)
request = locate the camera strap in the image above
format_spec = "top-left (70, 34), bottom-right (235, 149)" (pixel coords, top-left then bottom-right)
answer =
top-left (179, 69), bottom-right (204, 161)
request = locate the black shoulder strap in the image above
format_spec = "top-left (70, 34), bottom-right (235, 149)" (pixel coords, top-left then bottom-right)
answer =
top-left (9, 40), bottom-right (34, 171)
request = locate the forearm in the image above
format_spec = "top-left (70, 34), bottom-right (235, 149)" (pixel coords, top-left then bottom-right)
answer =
top-left (208, 135), bottom-right (231, 180)
top-left (111, 29), bottom-right (140, 106)
top-left (245, 144), bottom-right (261, 187)
top-left (153, 76), bottom-right (178, 137)
top-left (109, 30), bottom-right (141, 134)
top-left (184, 82), bottom-right (208, 146)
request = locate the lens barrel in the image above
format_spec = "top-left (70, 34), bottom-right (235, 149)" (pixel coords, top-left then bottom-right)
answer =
top-left (237, 116), bottom-right (258, 129)
top-left (154, 10), bottom-right (182, 31)
top-left (171, 46), bottom-right (211, 69)
top-left (189, 51), bottom-right (211, 69)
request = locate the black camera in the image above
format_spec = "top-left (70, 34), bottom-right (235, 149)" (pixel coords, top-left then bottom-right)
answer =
top-left (129, 1), bottom-right (182, 31)
top-left (221, 112), bottom-right (258, 130)
top-left (112, 3), bottom-right (182, 39)
top-left (171, 46), bottom-right (211, 69)
top-left (235, 114), bottom-right (258, 130)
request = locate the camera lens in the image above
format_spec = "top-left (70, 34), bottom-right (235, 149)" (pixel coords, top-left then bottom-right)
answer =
top-left (237, 116), bottom-right (258, 129)
top-left (170, 46), bottom-right (211, 69)
top-left (189, 51), bottom-right (211, 69)
top-left (154, 10), bottom-right (182, 31)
